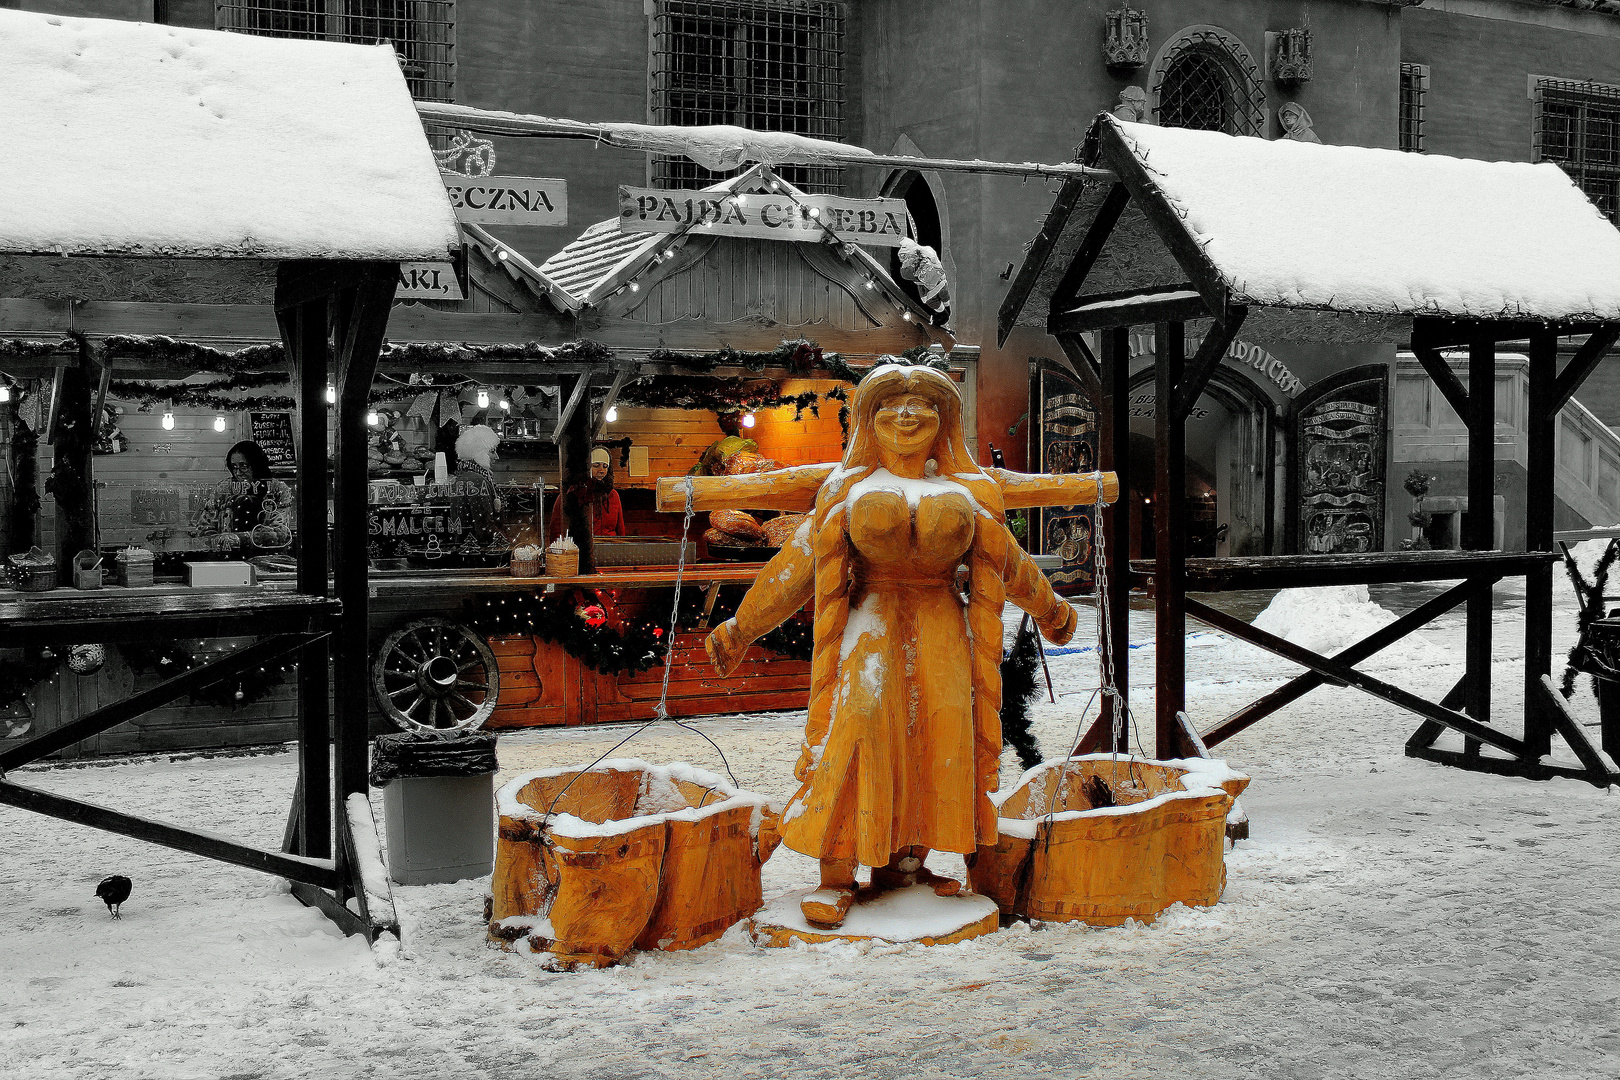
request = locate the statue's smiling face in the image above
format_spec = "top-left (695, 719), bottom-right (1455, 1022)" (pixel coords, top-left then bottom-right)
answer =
top-left (873, 392), bottom-right (940, 456)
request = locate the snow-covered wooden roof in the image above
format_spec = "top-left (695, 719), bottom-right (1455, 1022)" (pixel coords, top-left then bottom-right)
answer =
top-left (1003, 114), bottom-right (1620, 344)
top-left (0, 9), bottom-right (459, 262)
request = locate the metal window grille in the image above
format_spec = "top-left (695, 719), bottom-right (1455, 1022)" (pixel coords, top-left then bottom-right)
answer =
top-left (1151, 31), bottom-right (1264, 138)
top-left (1535, 78), bottom-right (1620, 225)
top-left (1399, 63), bottom-right (1427, 153)
top-left (217, 1), bottom-right (455, 104)
top-left (650, 0), bottom-right (845, 194)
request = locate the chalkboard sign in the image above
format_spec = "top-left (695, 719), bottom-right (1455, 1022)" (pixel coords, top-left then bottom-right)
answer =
top-left (249, 412), bottom-right (297, 473)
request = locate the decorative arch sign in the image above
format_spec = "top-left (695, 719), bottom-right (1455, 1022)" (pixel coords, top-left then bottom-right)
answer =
top-left (1289, 365), bottom-right (1389, 555)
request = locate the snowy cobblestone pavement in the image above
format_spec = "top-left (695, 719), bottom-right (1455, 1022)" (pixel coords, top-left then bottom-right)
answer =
top-left (3, 585), bottom-right (1618, 1079)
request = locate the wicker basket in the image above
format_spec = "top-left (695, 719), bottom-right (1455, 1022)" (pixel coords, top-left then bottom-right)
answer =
top-left (510, 550), bottom-right (542, 577)
top-left (544, 548), bottom-right (579, 578)
top-left (7, 552), bottom-right (58, 592)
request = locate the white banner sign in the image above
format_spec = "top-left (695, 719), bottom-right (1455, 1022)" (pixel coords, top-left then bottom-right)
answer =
top-left (618, 186), bottom-right (912, 247)
top-left (442, 173), bottom-right (567, 226)
top-left (397, 261), bottom-right (465, 301)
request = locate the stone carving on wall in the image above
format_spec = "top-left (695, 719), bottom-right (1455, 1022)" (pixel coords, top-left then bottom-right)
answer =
top-left (1272, 27), bottom-right (1313, 85)
top-left (1112, 85), bottom-right (1149, 123)
top-left (1104, 8), bottom-right (1150, 71)
top-left (1279, 102), bottom-right (1322, 143)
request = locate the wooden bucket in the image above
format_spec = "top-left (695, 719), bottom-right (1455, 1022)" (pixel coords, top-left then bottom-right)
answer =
top-left (491, 760), bottom-right (777, 968)
top-left (968, 755), bottom-right (1249, 927)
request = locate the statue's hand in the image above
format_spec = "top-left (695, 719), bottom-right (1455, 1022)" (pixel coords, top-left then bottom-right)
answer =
top-left (1038, 601), bottom-right (1078, 647)
top-left (705, 619), bottom-right (747, 676)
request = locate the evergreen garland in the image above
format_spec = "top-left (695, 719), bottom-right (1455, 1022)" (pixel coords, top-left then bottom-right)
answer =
top-left (616, 374), bottom-right (824, 419)
top-left (463, 591), bottom-right (665, 676)
top-left (999, 619), bottom-right (1045, 769)
top-left (1561, 541), bottom-right (1620, 698)
top-left (120, 640), bottom-right (293, 707)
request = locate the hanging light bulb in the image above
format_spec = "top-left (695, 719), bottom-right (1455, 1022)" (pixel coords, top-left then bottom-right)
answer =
top-left (213, 415), bottom-right (226, 433)
top-left (325, 383), bottom-right (336, 404)
top-left (366, 409), bottom-right (380, 426)
top-left (741, 413), bottom-right (756, 429)
top-left (0, 385), bottom-right (10, 403)
top-left (476, 388), bottom-right (490, 409)
top-left (606, 405), bottom-right (618, 423)
top-left (161, 412), bottom-right (175, 430)
top-left (499, 397), bottom-right (511, 411)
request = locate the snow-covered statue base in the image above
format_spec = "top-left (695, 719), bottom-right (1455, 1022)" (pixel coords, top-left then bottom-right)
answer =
top-left (968, 756), bottom-right (1249, 926)
top-left (488, 760), bottom-right (779, 969)
top-left (750, 884), bottom-right (1000, 948)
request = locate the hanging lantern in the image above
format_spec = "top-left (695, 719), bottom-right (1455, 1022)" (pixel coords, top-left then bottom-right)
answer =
top-left (213, 415), bottom-right (227, 433)
top-left (1103, 8), bottom-right (1150, 72)
top-left (161, 412), bottom-right (175, 430)
top-left (67, 644), bottom-right (105, 676)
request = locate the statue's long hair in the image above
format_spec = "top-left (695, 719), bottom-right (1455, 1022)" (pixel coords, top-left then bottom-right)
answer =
top-left (800, 365), bottom-right (1012, 808)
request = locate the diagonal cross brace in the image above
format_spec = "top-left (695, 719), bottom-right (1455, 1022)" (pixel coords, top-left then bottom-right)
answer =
top-left (1202, 578), bottom-right (1492, 748)
top-left (1412, 344), bottom-right (1470, 421)
top-left (1550, 324), bottom-right (1620, 415)
top-left (1174, 308), bottom-right (1248, 421)
top-left (0, 633), bottom-right (322, 774)
top-left (1185, 596), bottom-right (1527, 759)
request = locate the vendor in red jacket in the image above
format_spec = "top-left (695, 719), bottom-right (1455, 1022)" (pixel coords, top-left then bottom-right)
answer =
top-left (550, 446), bottom-right (626, 540)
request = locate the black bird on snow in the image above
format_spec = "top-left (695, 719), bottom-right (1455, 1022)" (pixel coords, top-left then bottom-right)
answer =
top-left (95, 875), bottom-right (132, 918)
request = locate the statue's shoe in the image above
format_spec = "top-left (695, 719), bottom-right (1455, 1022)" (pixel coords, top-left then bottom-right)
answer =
top-left (870, 866), bottom-right (962, 897)
top-left (800, 887), bottom-right (856, 928)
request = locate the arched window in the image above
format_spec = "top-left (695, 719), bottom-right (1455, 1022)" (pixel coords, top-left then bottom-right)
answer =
top-left (1151, 28), bottom-right (1265, 137)
top-left (882, 170), bottom-right (949, 323)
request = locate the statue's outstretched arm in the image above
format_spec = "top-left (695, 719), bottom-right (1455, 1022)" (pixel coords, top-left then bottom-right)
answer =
top-left (979, 519), bottom-right (1077, 646)
top-left (705, 520), bottom-right (816, 675)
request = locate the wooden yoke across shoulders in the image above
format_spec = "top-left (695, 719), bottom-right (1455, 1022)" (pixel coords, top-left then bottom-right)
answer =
top-left (656, 466), bottom-right (1119, 515)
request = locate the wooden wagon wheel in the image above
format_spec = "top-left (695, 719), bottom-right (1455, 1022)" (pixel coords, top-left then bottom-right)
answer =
top-left (372, 618), bottom-right (499, 733)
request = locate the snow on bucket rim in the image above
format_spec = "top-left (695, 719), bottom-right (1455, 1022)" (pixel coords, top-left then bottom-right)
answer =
top-left (496, 758), bottom-right (772, 839)
top-left (991, 754), bottom-right (1248, 840)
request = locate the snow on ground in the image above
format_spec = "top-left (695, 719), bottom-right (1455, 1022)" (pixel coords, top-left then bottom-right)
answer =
top-left (4, 585), bottom-right (1619, 1079)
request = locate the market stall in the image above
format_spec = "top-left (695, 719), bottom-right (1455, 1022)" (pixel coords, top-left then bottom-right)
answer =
top-left (0, 9), bottom-right (463, 939)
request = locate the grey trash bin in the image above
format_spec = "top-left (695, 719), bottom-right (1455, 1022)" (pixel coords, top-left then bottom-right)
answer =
top-left (372, 732), bottom-right (498, 886)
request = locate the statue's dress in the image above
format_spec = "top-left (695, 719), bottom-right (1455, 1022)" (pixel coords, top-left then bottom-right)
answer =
top-left (728, 472), bottom-right (1073, 867)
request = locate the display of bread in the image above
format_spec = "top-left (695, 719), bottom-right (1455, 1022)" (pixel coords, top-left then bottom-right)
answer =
top-left (758, 513), bottom-right (808, 547)
top-left (709, 509), bottom-right (765, 544)
top-left (703, 527), bottom-right (749, 548)
top-left (721, 451), bottom-right (780, 475)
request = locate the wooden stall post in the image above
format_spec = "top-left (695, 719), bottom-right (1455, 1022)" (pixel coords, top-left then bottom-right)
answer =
top-left (556, 373), bottom-right (595, 575)
top-left (51, 349), bottom-right (96, 567)
top-left (1097, 325), bottom-right (1132, 749)
top-left (278, 296), bottom-right (332, 858)
top-left (1154, 321), bottom-right (1186, 757)
top-left (1463, 330), bottom-right (1496, 756)
top-left (330, 268), bottom-right (397, 803)
top-left (1523, 329), bottom-right (1557, 761)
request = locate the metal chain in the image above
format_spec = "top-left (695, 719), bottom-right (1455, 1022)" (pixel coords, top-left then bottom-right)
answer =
top-left (654, 477), bottom-right (697, 721)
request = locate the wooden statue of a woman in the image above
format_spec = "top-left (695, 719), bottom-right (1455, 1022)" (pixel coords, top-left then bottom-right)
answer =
top-left (703, 363), bottom-right (1080, 929)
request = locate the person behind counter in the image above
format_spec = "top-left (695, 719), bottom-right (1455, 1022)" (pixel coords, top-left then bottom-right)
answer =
top-left (197, 440), bottom-right (295, 553)
top-left (452, 424), bottom-right (503, 542)
top-left (549, 446), bottom-right (624, 539)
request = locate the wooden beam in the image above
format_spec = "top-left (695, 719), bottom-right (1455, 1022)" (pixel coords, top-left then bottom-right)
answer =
top-left (1046, 183), bottom-right (1132, 319)
top-left (1411, 345), bottom-right (1470, 421)
top-left (653, 466), bottom-right (1121, 514)
top-left (1406, 744), bottom-right (1608, 785)
top-left (1201, 580), bottom-right (1490, 748)
top-left (1051, 288), bottom-right (1210, 335)
top-left (1534, 675), bottom-right (1614, 786)
top-left (1097, 325), bottom-right (1131, 751)
top-left (552, 371), bottom-right (591, 444)
top-left (0, 634), bottom-right (319, 772)
top-left (1053, 334), bottom-right (1103, 401)
top-left (1154, 321), bottom-right (1186, 756)
top-left (1174, 307), bottom-right (1247, 421)
top-left (1185, 597), bottom-right (1527, 758)
top-left (1550, 324), bottom-right (1620, 414)
top-left (0, 781), bottom-right (341, 889)
top-left (592, 365), bottom-right (633, 441)
top-left (1463, 332), bottom-right (1496, 756)
top-left (1096, 118), bottom-right (1231, 318)
top-left (341, 793), bottom-right (400, 940)
top-left (289, 880), bottom-right (371, 938)
top-left (1524, 329), bottom-right (1558, 760)
top-left (998, 175), bottom-right (1089, 346)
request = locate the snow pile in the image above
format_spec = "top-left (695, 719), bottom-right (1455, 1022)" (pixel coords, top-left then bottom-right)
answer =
top-left (1111, 116), bottom-right (1620, 321)
top-left (754, 884), bottom-right (998, 942)
top-left (1250, 584), bottom-right (1407, 656)
top-left (495, 758), bottom-right (770, 840)
top-left (0, 9), bottom-right (459, 260)
top-left (597, 122), bottom-right (873, 172)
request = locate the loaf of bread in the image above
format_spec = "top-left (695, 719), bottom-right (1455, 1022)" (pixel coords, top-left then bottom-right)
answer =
top-left (709, 509), bottom-right (766, 543)
top-left (703, 528), bottom-right (749, 548)
top-left (759, 513), bottom-right (808, 547)
top-left (721, 451), bottom-right (780, 475)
